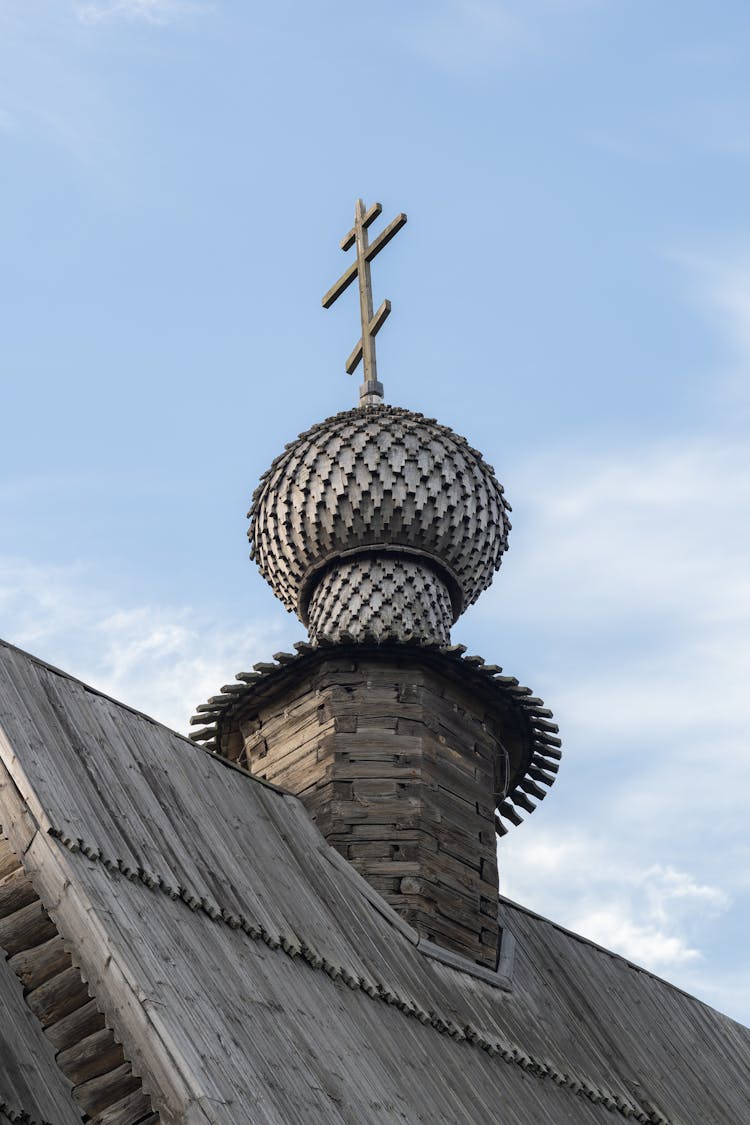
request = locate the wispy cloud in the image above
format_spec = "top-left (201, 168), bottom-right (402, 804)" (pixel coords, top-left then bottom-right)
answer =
top-left (75, 0), bottom-right (203, 26)
top-left (0, 557), bottom-right (284, 734)
top-left (502, 830), bottom-right (730, 972)
top-left (493, 430), bottom-right (750, 674)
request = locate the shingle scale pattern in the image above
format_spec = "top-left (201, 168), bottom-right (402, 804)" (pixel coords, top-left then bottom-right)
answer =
top-left (307, 556), bottom-right (453, 645)
top-left (248, 405), bottom-right (512, 632)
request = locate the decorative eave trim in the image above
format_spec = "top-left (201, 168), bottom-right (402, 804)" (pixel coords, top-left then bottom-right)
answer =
top-left (188, 638), bottom-right (561, 836)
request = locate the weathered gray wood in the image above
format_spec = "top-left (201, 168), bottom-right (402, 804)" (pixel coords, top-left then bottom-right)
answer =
top-left (56, 1026), bottom-right (124, 1086)
top-left (0, 932), bottom-right (84, 1125)
top-left (340, 200), bottom-right (381, 250)
top-left (8, 932), bottom-right (70, 990)
top-left (46, 998), bottom-right (106, 1052)
top-left (0, 864), bottom-right (36, 919)
top-left (322, 201), bottom-right (406, 400)
top-left (0, 837), bottom-right (134, 1125)
top-left (417, 937), bottom-right (511, 990)
top-left (236, 653), bottom-right (501, 968)
top-left (0, 841), bottom-right (21, 880)
top-left (0, 898), bottom-right (57, 957)
top-left (0, 823), bottom-right (158, 1123)
top-left (73, 1062), bottom-right (140, 1117)
top-left (90, 1087), bottom-right (155, 1125)
top-left (26, 965), bottom-right (91, 1027)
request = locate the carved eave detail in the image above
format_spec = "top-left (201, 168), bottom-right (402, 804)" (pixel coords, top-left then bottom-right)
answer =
top-left (190, 640), bottom-right (561, 837)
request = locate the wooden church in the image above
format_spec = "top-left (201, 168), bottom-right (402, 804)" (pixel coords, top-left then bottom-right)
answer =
top-left (1, 203), bottom-right (749, 1124)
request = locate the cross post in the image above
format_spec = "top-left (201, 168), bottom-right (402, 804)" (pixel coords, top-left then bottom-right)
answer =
top-left (322, 199), bottom-right (407, 406)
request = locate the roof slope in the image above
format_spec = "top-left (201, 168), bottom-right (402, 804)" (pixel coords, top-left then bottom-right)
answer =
top-left (1, 638), bottom-right (748, 1125)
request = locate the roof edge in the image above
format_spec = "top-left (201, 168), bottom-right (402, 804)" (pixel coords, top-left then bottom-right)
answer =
top-left (499, 895), bottom-right (748, 1029)
top-left (0, 635), bottom-right (289, 799)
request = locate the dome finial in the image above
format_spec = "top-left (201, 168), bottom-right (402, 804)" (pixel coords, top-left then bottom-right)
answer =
top-left (322, 199), bottom-right (407, 407)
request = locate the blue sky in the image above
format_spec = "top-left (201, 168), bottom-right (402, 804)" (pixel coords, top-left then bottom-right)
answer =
top-left (2, 1), bottom-right (750, 1024)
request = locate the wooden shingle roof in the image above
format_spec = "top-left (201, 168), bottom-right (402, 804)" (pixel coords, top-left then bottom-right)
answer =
top-left (1, 637), bottom-right (749, 1125)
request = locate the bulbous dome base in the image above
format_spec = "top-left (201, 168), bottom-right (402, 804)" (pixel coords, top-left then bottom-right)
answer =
top-left (307, 556), bottom-right (453, 646)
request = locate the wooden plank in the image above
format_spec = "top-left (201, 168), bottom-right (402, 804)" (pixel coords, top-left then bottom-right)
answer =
top-left (57, 1026), bottom-right (124, 1087)
top-left (46, 998), bottom-right (106, 1053)
top-left (26, 965), bottom-right (90, 1027)
top-left (8, 932), bottom-right (71, 991)
top-left (90, 1087), bottom-right (155, 1125)
top-left (0, 864), bottom-right (37, 920)
top-left (0, 899), bottom-right (57, 957)
top-left (73, 1062), bottom-right (141, 1118)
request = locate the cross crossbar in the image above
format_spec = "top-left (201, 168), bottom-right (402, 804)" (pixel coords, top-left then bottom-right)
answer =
top-left (345, 300), bottom-right (391, 374)
top-left (322, 212), bottom-right (407, 309)
top-left (340, 202), bottom-right (382, 251)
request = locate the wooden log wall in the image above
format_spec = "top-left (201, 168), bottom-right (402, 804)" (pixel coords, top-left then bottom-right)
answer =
top-left (236, 653), bottom-right (506, 970)
top-left (0, 834), bottom-right (158, 1125)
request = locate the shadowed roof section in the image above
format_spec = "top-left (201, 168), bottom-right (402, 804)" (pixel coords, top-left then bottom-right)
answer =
top-left (0, 950), bottom-right (83, 1125)
top-left (1, 636), bottom-right (749, 1125)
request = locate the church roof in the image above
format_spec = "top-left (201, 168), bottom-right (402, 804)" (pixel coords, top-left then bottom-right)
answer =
top-left (1, 636), bottom-right (749, 1125)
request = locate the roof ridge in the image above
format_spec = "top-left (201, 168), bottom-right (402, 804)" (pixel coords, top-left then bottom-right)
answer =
top-left (499, 895), bottom-right (729, 1017)
top-left (0, 635), bottom-right (175, 731)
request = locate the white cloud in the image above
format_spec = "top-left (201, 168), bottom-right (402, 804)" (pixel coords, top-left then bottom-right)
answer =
top-left (490, 434), bottom-right (750, 749)
top-left (499, 437), bottom-right (750, 622)
top-left (0, 557), bottom-right (283, 734)
top-left (572, 910), bottom-right (701, 968)
top-left (75, 0), bottom-right (203, 25)
top-left (500, 831), bottom-right (730, 974)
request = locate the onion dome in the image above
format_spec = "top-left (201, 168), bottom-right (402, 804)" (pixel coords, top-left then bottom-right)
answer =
top-left (248, 403), bottom-right (511, 645)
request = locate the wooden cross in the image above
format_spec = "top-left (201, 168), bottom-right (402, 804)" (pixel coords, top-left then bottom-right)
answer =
top-left (322, 199), bottom-right (407, 405)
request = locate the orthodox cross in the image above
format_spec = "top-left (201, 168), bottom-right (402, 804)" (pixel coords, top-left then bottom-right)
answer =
top-left (322, 199), bottom-right (407, 406)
